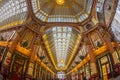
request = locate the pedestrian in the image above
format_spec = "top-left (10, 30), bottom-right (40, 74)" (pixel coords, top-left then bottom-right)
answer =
top-left (83, 76), bottom-right (87, 80)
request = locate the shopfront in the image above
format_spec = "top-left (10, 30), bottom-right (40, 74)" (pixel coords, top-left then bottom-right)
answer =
top-left (97, 52), bottom-right (114, 80)
top-left (10, 51), bottom-right (29, 80)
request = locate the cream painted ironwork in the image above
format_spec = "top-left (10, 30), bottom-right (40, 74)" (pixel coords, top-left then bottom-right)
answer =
top-left (31, 0), bottom-right (93, 22)
top-left (44, 26), bottom-right (80, 69)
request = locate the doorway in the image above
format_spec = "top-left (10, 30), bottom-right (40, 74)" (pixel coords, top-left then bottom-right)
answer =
top-left (12, 61), bottom-right (23, 80)
top-left (10, 52), bottom-right (28, 80)
top-left (102, 63), bottom-right (110, 80)
top-left (97, 53), bottom-right (113, 80)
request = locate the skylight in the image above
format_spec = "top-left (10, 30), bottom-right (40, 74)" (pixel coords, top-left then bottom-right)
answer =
top-left (0, 0), bottom-right (27, 28)
top-left (43, 26), bottom-right (80, 69)
top-left (52, 27), bottom-right (72, 68)
top-left (31, 0), bottom-right (93, 22)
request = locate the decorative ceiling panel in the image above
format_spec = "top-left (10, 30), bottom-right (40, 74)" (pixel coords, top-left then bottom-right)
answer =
top-left (32, 0), bottom-right (93, 22)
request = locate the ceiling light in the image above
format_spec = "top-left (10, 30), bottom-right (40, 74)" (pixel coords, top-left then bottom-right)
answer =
top-left (56, 0), bottom-right (64, 5)
top-left (60, 59), bottom-right (64, 63)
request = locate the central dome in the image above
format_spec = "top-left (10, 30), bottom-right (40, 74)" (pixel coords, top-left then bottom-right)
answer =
top-left (56, 0), bottom-right (64, 5)
top-left (32, 0), bottom-right (93, 22)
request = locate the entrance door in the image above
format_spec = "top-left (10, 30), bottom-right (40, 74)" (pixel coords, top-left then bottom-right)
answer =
top-left (12, 62), bottom-right (23, 80)
top-left (97, 53), bottom-right (113, 80)
top-left (102, 63), bottom-right (111, 80)
top-left (10, 53), bottom-right (28, 80)
top-left (102, 64), bottom-right (108, 80)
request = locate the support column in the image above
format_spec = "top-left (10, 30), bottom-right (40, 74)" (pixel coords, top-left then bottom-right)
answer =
top-left (78, 69), bottom-right (80, 80)
top-left (103, 32), bottom-right (116, 67)
top-left (41, 68), bottom-right (44, 80)
top-left (26, 43), bottom-right (38, 79)
top-left (39, 65), bottom-right (41, 79)
top-left (45, 69), bottom-right (47, 80)
top-left (104, 34), bottom-right (114, 53)
top-left (88, 45), bottom-right (98, 79)
top-left (88, 34), bottom-right (95, 49)
top-left (39, 66), bottom-right (42, 80)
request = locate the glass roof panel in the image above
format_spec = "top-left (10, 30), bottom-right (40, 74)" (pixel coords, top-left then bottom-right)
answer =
top-left (86, 0), bottom-right (93, 13)
top-left (31, 0), bottom-right (93, 22)
top-left (0, 0), bottom-right (27, 30)
top-left (96, 0), bottom-right (105, 12)
top-left (44, 26), bottom-right (80, 69)
top-left (111, 0), bottom-right (120, 42)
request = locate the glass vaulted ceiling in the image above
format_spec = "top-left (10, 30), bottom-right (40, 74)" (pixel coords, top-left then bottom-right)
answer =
top-left (32, 0), bottom-right (93, 22)
top-left (0, 0), bottom-right (27, 30)
top-left (43, 27), bottom-right (81, 69)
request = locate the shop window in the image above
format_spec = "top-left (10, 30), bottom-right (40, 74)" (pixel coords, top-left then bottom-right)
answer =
top-left (91, 32), bottom-right (102, 48)
top-left (79, 67), bottom-right (84, 80)
top-left (114, 48), bottom-right (120, 62)
top-left (0, 30), bottom-right (17, 41)
top-left (21, 31), bottom-right (34, 48)
top-left (78, 45), bottom-right (88, 61)
top-left (97, 53), bottom-right (113, 80)
top-left (10, 53), bottom-right (29, 80)
top-left (84, 62), bottom-right (91, 79)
